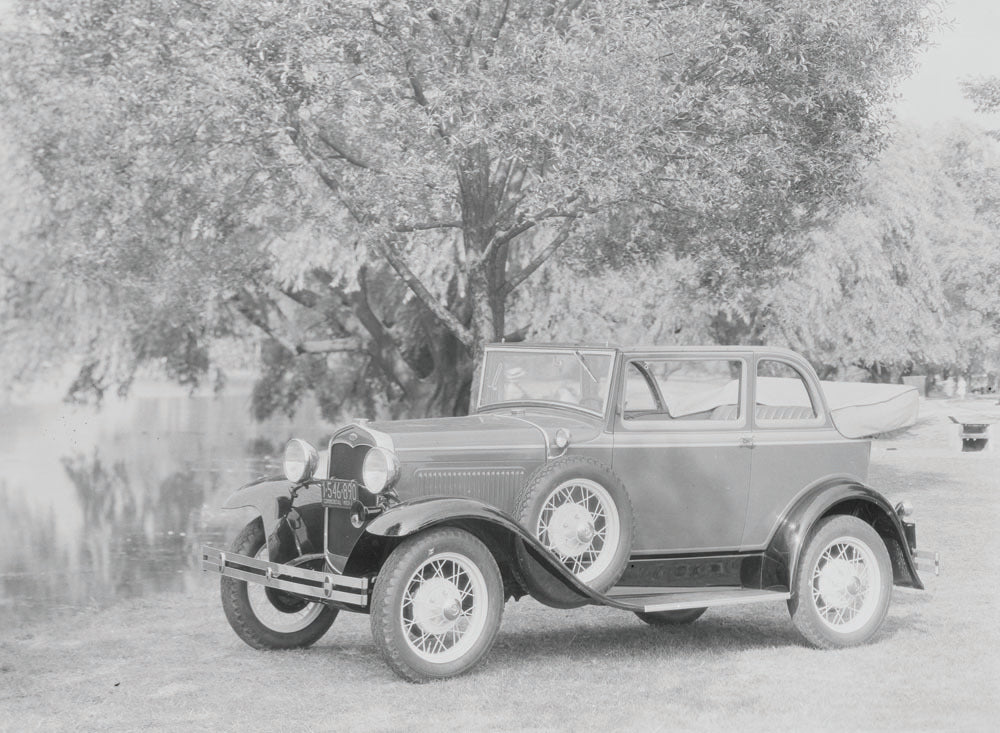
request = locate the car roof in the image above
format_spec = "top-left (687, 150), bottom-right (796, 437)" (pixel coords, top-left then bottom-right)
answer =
top-left (485, 342), bottom-right (805, 358)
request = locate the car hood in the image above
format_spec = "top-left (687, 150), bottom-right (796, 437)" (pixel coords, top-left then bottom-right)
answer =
top-left (333, 410), bottom-right (602, 464)
top-left (329, 410), bottom-right (603, 509)
top-left (370, 411), bottom-right (600, 456)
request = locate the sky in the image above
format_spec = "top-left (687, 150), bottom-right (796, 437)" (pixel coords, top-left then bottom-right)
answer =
top-left (895, 0), bottom-right (1000, 124)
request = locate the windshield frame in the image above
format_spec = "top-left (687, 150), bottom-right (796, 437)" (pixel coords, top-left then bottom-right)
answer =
top-left (475, 345), bottom-right (620, 418)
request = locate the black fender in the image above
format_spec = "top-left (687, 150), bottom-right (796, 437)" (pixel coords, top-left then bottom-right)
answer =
top-left (222, 477), bottom-right (325, 563)
top-left (357, 496), bottom-right (635, 610)
top-left (762, 478), bottom-right (923, 591)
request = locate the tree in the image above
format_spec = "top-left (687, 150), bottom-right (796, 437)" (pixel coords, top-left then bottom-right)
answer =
top-left (756, 123), bottom-right (1000, 381)
top-left (0, 0), bottom-right (938, 417)
top-left (962, 76), bottom-right (1000, 115)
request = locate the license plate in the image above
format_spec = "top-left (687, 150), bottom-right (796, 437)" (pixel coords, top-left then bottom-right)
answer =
top-left (321, 479), bottom-right (358, 508)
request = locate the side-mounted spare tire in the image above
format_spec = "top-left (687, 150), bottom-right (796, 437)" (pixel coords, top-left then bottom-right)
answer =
top-left (514, 455), bottom-right (634, 608)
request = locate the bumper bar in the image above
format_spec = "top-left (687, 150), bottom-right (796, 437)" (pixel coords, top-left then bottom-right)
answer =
top-left (914, 549), bottom-right (940, 576)
top-left (201, 546), bottom-right (369, 607)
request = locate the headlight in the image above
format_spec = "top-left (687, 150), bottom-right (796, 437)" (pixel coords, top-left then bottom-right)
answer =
top-left (361, 447), bottom-right (400, 494)
top-left (283, 439), bottom-right (318, 484)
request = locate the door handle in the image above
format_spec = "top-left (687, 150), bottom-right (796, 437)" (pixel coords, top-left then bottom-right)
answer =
top-left (740, 437), bottom-right (755, 449)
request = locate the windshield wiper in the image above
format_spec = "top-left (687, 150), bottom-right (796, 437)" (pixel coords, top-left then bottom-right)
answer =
top-left (574, 350), bottom-right (598, 384)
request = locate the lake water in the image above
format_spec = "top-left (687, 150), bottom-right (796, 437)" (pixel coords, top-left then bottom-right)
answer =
top-left (0, 383), bottom-right (338, 626)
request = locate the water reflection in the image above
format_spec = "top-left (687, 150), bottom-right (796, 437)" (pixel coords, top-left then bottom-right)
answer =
top-left (0, 382), bottom-right (335, 624)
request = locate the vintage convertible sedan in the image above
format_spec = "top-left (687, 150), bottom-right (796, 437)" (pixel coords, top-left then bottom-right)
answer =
top-left (202, 344), bottom-right (938, 681)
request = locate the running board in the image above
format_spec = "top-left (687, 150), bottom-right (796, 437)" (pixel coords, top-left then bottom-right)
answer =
top-left (605, 585), bottom-right (791, 613)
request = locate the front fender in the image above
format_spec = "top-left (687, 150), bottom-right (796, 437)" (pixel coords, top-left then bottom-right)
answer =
top-left (763, 479), bottom-right (923, 591)
top-left (361, 496), bottom-right (633, 609)
top-left (222, 476), bottom-right (323, 562)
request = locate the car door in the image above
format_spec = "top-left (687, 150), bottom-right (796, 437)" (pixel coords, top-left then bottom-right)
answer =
top-left (611, 354), bottom-right (753, 553)
top-left (740, 355), bottom-right (870, 550)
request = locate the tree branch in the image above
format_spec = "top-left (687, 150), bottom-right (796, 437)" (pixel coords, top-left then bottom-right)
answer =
top-left (483, 0), bottom-right (511, 60)
top-left (373, 236), bottom-right (477, 350)
top-left (478, 200), bottom-right (582, 266)
top-left (406, 58), bottom-right (430, 107)
top-left (315, 128), bottom-right (381, 172)
top-left (394, 220), bottom-right (463, 233)
top-left (502, 216), bottom-right (579, 296)
top-left (232, 291), bottom-right (363, 356)
top-left (297, 337), bottom-right (363, 354)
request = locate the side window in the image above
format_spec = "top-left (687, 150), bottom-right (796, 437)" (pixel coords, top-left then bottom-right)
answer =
top-left (755, 360), bottom-right (818, 423)
top-left (624, 359), bottom-right (742, 422)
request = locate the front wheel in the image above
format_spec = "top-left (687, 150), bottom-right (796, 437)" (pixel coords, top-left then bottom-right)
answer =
top-left (788, 515), bottom-right (892, 648)
top-left (370, 527), bottom-right (504, 682)
top-left (220, 518), bottom-right (338, 650)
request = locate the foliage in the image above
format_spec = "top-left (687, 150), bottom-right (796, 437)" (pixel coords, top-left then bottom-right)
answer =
top-left (525, 122), bottom-right (1000, 382)
top-left (962, 76), bottom-right (1000, 114)
top-left (759, 123), bottom-right (1000, 379)
top-left (0, 0), bottom-right (938, 416)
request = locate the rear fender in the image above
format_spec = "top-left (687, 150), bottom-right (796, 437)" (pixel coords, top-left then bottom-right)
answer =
top-left (222, 477), bottom-right (324, 562)
top-left (762, 479), bottom-right (923, 591)
top-left (356, 496), bottom-right (628, 608)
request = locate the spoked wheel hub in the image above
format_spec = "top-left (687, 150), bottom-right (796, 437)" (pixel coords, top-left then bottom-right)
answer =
top-left (811, 538), bottom-right (879, 633)
top-left (401, 552), bottom-right (489, 663)
top-left (537, 478), bottom-right (620, 583)
top-left (410, 577), bottom-right (468, 635)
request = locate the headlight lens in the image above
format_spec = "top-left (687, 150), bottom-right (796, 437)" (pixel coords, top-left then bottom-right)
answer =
top-left (361, 447), bottom-right (400, 494)
top-left (283, 439), bottom-right (318, 484)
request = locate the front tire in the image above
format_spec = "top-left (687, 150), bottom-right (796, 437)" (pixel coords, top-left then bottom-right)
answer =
top-left (788, 515), bottom-right (892, 648)
top-left (220, 518), bottom-right (337, 650)
top-left (370, 527), bottom-right (504, 682)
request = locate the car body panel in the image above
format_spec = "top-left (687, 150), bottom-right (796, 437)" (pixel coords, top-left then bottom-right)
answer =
top-left (337, 410), bottom-right (608, 515)
top-left (611, 428), bottom-right (753, 552)
top-left (210, 342), bottom-right (930, 611)
top-left (742, 430), bottom-right (870, 548)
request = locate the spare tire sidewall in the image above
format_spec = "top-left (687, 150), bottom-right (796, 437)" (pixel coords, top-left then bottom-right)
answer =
top-left (514, 456), bottom-right (634, 607)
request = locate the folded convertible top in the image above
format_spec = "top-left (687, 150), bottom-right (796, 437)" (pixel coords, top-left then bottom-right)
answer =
top-left (664, 377), bottom-right (919, 438)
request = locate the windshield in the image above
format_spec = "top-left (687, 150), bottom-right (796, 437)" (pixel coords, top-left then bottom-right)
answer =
top-left (478, 348), bottom-right (616, 415)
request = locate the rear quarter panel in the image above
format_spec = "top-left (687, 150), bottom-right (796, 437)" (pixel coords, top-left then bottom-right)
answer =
top-left (742, 431), bottom-right (870, 549)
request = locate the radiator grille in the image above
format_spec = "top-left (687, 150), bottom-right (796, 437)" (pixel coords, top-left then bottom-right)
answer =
top-left (411, 467), bottom-right (525, 513)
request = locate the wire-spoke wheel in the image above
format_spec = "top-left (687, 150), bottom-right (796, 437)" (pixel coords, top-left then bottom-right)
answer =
top-left (371, 527), bottom-right (503, 682)
top-left (514, 456), bottom-right (633, 609)
top-left (789, 515), bottom-right (892, 649)
top-left (536, 478), bottom-right (620, 583)
top-left (220, 518), bottom-right (337, 650)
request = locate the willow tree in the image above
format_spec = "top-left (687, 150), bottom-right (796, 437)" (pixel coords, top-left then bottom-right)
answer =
top-left (1, 0), bottom-right (936, 417)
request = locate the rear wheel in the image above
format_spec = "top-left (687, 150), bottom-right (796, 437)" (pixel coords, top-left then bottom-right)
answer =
top-left (370, 527), bottom-right (504, 682)
top-left (788, 515), bottom-right (892, 648)
top-left (635, 607), bottom-right (707, 626)
top-left (220, 518), bottom-right (337, 650)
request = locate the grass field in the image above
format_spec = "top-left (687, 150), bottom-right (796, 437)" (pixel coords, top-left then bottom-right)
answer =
top-left (2, 399), bottom-right (998, 732)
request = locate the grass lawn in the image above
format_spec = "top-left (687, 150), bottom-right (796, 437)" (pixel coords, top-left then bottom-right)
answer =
top-left (2, 399), bottom-right (997, 732)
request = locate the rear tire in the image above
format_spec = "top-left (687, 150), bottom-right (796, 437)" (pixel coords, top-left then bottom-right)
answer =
top-left (788, 515), bottom-right (892, 649)
top-left (220, 518), bottom-right (337, 650)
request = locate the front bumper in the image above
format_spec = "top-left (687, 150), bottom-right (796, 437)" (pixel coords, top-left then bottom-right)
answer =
top-left (201, 546), bottom-right (370, 608)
